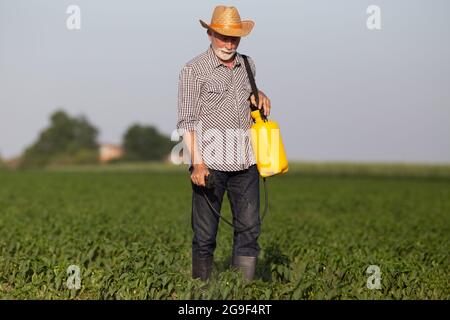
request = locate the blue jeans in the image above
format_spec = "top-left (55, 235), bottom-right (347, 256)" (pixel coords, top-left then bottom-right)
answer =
top-left (190, 164), bottom-right (261, 259)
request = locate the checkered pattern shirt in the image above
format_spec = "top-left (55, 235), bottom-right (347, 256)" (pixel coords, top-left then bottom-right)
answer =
top-left (177, 46), bottom-right (257, 172)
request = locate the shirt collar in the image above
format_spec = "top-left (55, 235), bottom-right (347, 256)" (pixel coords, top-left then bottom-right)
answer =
top-left (207, 45), bottom-right (242, 69)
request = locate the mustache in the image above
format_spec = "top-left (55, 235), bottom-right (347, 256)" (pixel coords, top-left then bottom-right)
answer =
top-left (219, 48), bottom-right (236, 54)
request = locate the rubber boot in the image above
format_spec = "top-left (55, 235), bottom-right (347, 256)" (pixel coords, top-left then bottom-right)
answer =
top-left (232, 256), bottom-right (257, 281)
top-left (192, 256), bottom-right (213, 281)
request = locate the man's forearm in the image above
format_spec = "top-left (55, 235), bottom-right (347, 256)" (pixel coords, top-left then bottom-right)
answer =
top-left (183, 131), bottom-right (204, 166)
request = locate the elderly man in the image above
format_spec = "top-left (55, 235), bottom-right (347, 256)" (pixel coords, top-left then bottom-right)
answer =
top-left (177, 5), bottom-right (271, 281)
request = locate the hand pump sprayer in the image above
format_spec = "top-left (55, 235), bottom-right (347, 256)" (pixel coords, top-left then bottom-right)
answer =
top-left (202, 55), bottom-right (289, 232)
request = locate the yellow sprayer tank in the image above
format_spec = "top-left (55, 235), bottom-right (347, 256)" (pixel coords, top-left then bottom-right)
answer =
top-left (250, 110), bottom-right (289, 177)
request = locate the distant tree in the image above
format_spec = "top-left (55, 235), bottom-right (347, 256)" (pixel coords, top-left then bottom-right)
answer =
top-left (21, 109), bottom-right (99, 167)
top-left (123, 124), bottom-right (175, 161)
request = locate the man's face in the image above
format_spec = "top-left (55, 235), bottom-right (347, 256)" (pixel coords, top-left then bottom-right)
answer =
top-left (208, 31), bottom-right (241, 62)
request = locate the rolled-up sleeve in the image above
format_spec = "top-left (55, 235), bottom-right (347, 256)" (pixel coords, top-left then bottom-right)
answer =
top-left (177, 65), bottom-right (201, 134)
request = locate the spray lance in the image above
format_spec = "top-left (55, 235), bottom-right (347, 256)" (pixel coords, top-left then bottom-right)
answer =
top-left (202, 55), bottom-right (289, 232)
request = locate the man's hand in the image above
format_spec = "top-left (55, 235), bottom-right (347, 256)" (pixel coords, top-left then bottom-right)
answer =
top-left (250, 90), bottom-right (271, 117)
top-left (191, 163), bottom-right (210, 187)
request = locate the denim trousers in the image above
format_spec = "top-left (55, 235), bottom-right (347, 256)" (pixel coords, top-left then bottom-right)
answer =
top-left (190, 164), bottom-right (261, 259)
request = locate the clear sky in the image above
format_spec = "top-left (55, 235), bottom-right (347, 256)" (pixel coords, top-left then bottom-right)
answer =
top-left (1, 0), bottom-right (449, 163)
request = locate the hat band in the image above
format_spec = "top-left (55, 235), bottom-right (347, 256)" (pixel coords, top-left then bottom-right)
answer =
top-left (209, 22), bottom-right (243, 29)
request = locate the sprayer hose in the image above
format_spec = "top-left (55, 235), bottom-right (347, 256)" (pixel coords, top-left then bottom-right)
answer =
top-left (202, 177), bottom-right (268, 233)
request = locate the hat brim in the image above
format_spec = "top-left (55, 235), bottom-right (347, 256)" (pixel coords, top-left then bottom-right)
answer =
top-left (199, 19), bottom-right (254, 37)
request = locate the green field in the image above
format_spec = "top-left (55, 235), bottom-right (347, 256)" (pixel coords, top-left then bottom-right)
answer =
top-left (0, 162), bottom-right (449, 299)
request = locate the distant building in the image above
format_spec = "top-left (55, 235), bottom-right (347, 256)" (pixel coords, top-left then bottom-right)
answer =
top-left (99, 144), bottom-right (124, 163)
top-left (4, 157), bottom-right (22, 169)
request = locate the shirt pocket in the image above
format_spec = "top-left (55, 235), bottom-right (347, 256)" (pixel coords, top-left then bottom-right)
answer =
top-left (239, 82), bottom-right (253, 108)
top-left (201, 81), bottom-right (229, 115)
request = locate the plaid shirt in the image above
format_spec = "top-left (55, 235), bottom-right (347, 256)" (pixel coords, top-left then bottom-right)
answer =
top-left (177, 46), bottom-right (257, 172)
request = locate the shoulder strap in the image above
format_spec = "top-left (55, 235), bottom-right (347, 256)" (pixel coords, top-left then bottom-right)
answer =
top-left (242, 55), bottom-right (267, 120)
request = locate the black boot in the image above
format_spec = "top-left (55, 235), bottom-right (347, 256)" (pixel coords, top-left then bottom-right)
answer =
top-left (192, 256), bottom-right (213, 281)
top-left (232, 256), bottom-right (257, 281)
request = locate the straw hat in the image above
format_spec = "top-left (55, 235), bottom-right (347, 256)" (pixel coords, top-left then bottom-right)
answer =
top-left (200, 6), bottom-right (254, 37)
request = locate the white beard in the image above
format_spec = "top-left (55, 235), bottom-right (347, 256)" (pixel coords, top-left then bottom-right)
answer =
top-left (212, 45), bottom-right (236, 61)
